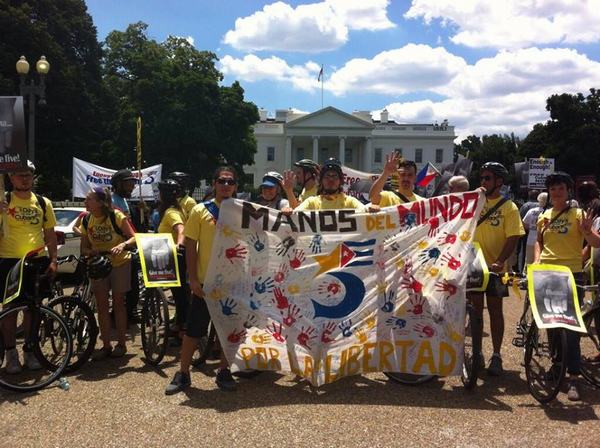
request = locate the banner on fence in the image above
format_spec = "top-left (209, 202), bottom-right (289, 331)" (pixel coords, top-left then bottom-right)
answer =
top-left (72, 158), bottom-right (161, 199)
top-left (203, 191), bottom-right (484, 386)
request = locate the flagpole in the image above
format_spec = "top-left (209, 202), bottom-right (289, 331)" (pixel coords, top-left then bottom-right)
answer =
top-left (136, 115), bottom-right (145, 224)
top-left (319, 64), bottom-right (324, 109)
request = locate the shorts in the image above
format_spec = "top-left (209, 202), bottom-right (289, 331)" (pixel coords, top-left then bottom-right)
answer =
top-left (0, 257), bottom-right (51, 303)
top-left (91, 262), bottom-right (131, 295)
top-left (185, 293), bottom-right (211, 339)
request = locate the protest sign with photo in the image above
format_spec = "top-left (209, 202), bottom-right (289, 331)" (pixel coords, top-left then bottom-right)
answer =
top-left (202, 191), bottom-right (484, 386)
top-left (135, 233), bottom-right (181, 288)
top-left (3, 256), bottom-right (25, 305)
top-left (0, 97), bottom-right (27, 173)
top-left (526, 264), bottom-right (585, 332)
top-left (466, 242), bottom-right (489, 292)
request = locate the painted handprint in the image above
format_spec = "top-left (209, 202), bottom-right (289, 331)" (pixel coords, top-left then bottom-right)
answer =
top-left (274, 263), bottom-right (289, 283)
top-left (321, 322), bottom-right (337, 343)
top-left (275, 236), bottom-right (296, 257)
top-left (289, 249), bottom-right (306, 269)
top-left (251, 333), bottom-right (272, 344)
top-left (459, 230), bottom-right (471, 242)
top-left (227, 328), bottom-right (247, 344)
top-left (417, 247), bottom-right (441, 264)
top-left (248, 233), bottom-right (265, 252)
top-left (297, 326), bottom-right (316, 349)
top-left (435, 280), bottom-right (458, 297)
top-left (427, 217), bottom-right (440, 237)
top-left (243, 313), bottom-right (258, 329)
top-left (437, 232), bottom-right (457, 245)
top-left (442, 253), bottom-right (462, 270)
top-left (225, 244), bottom-right (248, 263)
top-left (282, 304), bottom-right (302, 327)
top-left (249, 294), bottom-right (262, 311)
top-left (318, 281), bottom-right (341, 298)
top-left (397, 206), bottom-right (417, 228)
top-left (272, 287), bottom-right (290, 310)
top-left (414, 323), bottom-right (436, 338)
top-left (360, 311), bottom-right (376, 330)
top-left (400, 276), bottom-right (423, 293)
top-left (208, 287), bottom-right (225, 301)
top-left (354, 326), bottom-right (368, 344)
top-left (254, 276), bottom-right (275, 294)
top-left (220, 224), bottom-right (242, 239)
top-left (385, 316), bottom-right (407, 330)
top-left (407, 295), bottom-right (427, 316)
top-left (219, 298), bottom-right (238, 316)
top-left (267, 322), bottom-right (287, 343)
top-left (338, 319), bottom-right (353, 337)
top-left (381, 290), bottom-right (395, 313)
top-left (309, 234), bottom-right (323, 254)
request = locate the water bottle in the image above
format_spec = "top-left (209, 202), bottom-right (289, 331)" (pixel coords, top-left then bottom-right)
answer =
top-left (58, 377), bottom-right (70, 391)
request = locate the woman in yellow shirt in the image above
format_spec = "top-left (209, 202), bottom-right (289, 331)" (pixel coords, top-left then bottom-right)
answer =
top-left (534, 172), bottom-right (600, 401)
top-left (81, 187), bottom-right (136, 359)
top-left (156, 179), bottom-right (187, 339)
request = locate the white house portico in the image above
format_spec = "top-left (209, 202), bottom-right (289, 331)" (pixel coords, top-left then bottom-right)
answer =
top-left (246, 106), bottom-right (456, 188)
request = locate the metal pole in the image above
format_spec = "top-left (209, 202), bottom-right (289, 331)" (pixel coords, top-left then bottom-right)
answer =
top-left (28, 82), bottom-right (36, 163)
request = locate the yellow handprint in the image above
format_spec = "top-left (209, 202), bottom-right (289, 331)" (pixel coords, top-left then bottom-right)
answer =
top-left (208, 287), bottom-right (225, 300)
top-left (221, 224), bottom-right (242, 239)
top-left (428, 267), bottom-right (440, 277)
top-left (288, 283), bottom-right (300, 294)
top-left (360, 311), bottom-right (377, 330)
top-left (417, 240), bottom-right (429, 249)
top-left (395, 259), bottom-right (405, 270)
top-left (445, 323), bottom-right (462, 343)
top-left (376, 281), bottom-right (388, 294)
top-left (460, 230), bottom-right (471, 242)
top-left (251, 333), bottom-right (272, 344)
top-left (354, 326), bottom-right (368, 344)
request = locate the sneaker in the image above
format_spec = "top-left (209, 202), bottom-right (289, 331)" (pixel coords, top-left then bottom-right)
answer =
top-left (92, 346), bottom-right (112, 361)
top-left (165, 371), bottom-right (191, 395)
top-left (110, 344), bottom-right (127, 358)
top-left (4, 348), bottom-right (22, 374)
top-left (23, 351), bottom-right (42, 370)
top-left (487, 354), bottom-right (504, 376)
top-left (567, 380), bottom-right (581, 401)
top-left (216, 368), bottom-right (237, 392)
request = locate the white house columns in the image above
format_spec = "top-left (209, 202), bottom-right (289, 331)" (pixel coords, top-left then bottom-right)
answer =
top-left (285, 136), bottom-right (292, 169)
top-left (312, 136), bottom-right (319, 162)
top-left (338, 136), bottom-right (345, 165)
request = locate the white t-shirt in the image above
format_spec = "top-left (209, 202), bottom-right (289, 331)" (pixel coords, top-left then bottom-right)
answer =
top-left (523, 206), bottom-right (543, 246)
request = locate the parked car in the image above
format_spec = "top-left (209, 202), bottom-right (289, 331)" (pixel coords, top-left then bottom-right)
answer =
top-left (54, 207), bottom-right (85, 274)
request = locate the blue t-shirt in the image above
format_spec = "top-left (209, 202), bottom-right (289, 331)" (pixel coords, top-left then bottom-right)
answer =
top-left (111, 193), bottom-right (130, 216)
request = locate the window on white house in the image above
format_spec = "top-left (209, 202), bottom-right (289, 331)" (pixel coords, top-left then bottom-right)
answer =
top-left (267, 147), bottom-right (275, 161)
top-left (415, 148), bottom-right (423, 163)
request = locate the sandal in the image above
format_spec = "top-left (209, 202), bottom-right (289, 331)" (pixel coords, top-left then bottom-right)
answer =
top-left (92, 346), bottom-right (112, 361)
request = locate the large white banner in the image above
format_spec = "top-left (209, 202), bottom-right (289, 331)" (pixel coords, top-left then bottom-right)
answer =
top-left (72, 157), bottom-right (161, 199)
top-left (341, 166), bottom-right (378, 201)
top-left (204, 192), bottom-right (484, 386)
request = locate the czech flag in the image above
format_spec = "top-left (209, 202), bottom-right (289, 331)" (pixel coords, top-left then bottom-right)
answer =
top-left (415, 162), bottom-right (440, 187)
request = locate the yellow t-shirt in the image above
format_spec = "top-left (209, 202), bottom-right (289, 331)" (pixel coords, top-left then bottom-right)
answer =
top-left (184, 200), bottom-right (218, 284)
top-left (157, 207), bottom-right (185, 242)
top-left (378, 190), bottom-right (422, 208)
top-left (298, 185), bottom-right (318, 202)
top-left (81, 210), bottom-right (130, 266)
top-left (295, 193), bottom-right (365, 211)
top-left (178, 195), bottom-right (197, 221)
top-left (474, 196), bottom-right (525, 265)
top-left (537, 207), bottom-right (583, 273)
top-left (0, 193), bottom-right (57, 258)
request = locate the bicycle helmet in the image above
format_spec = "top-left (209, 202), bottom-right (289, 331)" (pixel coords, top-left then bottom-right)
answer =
top-left (111, 169), bottom-right (136, 187)
top-left (480, 162), bottom-right (509, 180)
top-left (293, 159), bottom-right (319, 175)
top-left (261, 171), bottom-right (284, 188)
top-left (158, 178), bottom-right (182, 194)
top-left (320, 158), bottom-right (344, 180)
top-left (86, 255), bottom-right (112, 279)
top-left (545, 171), bottom-right (574, 190)
top-left (167, 171), bottom-right (190, 187)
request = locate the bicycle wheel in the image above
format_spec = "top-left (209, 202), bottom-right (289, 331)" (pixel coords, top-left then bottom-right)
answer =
top-left (192, 320), bottom-right (217, 368)
top-left (141, 288), bottom-right (169, 365)
top-left (461, 304), bottom-right (481, 389)
top-left (48, 295), bottom-right (98, 372)
top-left (0, 304), bottom-right (72, 393)
top-left (383, 372), bottom-right (437, 385)
top-left (524, 323), bottom-right (567, 404)
top-left (580, 307), bottom-right (600, 388)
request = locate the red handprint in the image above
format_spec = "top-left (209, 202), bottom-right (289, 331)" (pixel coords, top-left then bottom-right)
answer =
top-left (435, 280), bottom-right (458, 296)
top-left (400, 276), bottom-right (423, 293)
top-left (428, 217), bottom-right (440, 237)
top-left (442, 253), bottom-right (462, 270)
top-left (407, 295), bottom-right (426, 315)
top-left (272, 287), bottom-right (290, 310)
top-left (319, 281), bottom-right (341, 297)
top-left (289, 249), bottom-right (306, 269)
top-left (437, 232), bottom-right (457, 245)
top-left (321, 322), bottom-right (337, 343)
top-left (402, 259), bottom-right (413, 277)
top-left (268, 322), bottom-right (286, 343)
top-left (225, 244), bottom-right (248, 263)
top-left (274, 263), bottom-right (289, 283)
top-left (297, 326), bottom-right (316, 349)
top-left (227, 328), bottom-right (247, 344)
top-left (414, 323), bottom-right (435, 338)
top-left (282, 304), bottom-right (302, 327)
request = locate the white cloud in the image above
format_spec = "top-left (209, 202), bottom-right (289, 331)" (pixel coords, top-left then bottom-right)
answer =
top-left (405, 0), bottom-right (600, 49)
top-left (185, 36), bottom-right (195, 46)
top-left (223, 0), bottom-right (394, 52)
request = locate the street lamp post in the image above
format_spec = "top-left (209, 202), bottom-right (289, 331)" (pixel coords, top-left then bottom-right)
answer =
top-left (15, 55), bottom-right (50, 163)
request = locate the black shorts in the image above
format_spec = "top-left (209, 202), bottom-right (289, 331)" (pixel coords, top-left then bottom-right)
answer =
top-left (185, 293), bottom-right (211, 339)
top-left (485, 275), bottom-right (508, 298)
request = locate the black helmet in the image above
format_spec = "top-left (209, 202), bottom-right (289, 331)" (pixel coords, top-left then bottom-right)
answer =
top-left (158, 178), bottom-right (181, 194)
top-left (87, 255), bottom-right (112, 279)
top-left (167, 171), bottom-right (190, 185)
top-left (111, 169), bottom-right (136, 187)
top-left (320, 158), bottom-right (343, 180)
top-left (545, 171), bottom-right (574, 190)
top-left (294, 159), bottom-right (319, 175)
top-left (480, 162), bottom-right (509, 180)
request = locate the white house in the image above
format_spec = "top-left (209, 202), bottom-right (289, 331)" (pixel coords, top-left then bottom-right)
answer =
top-left (246, 106), bottom-right (456, 188)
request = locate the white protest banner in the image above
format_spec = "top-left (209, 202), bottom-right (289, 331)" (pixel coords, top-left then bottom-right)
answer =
top-left (341, 165), bottom-right (378, 201)
top-left (203, 191), bottom-right (484, 386)
top-left (72, 157), bottom-right (161, 199)
top-left (528, 158), bottom-right (554, 189)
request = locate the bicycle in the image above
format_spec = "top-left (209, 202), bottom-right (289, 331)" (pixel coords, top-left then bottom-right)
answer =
top-left (0, 255), bottom-right (73, 392)
top-left (577, 282), bottom-right (600, 389)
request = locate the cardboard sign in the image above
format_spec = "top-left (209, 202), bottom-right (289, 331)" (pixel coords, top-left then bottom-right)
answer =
top-left (466, 242), bottom-right (490, 292)
top-left (527, 264), bottom-right (585, 332)
top-left (0, 97), bottom-right (27, 173)
top-left (135, 233), bottom-right (180, 288)
top-left (528, 158), bottom-right (555, 189)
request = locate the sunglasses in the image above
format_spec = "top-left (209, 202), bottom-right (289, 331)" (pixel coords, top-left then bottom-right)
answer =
top-left (216, 178), bottom-right (237, 186)
top-left (480, 175), bottom-right (492, 181)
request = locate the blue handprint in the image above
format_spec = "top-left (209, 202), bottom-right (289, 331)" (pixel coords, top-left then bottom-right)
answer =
top-left (254, 276), bottom-right (275, 294)
top-left (385, 317), bottom-right (407, 330)
top-left (381, 290), bottom-right (395, 313)
top-left (338, 319), bottom-right (353, 338)
top-left (220, 298), bottom-right (238, 316)
top-left (418, 247), bottom-right (441, 263)
top-left (405, 213), bottom-right (417, 228)
top-left (249, 293), bottom-right (262, 311)
top-left (248, 233), bottom-right (265, 252)
top-left (309, 234), bottom-right (323, 254)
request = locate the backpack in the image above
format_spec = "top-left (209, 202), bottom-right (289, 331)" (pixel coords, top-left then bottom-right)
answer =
top-left (5, 191), bottom-right (47, 223)
top-left (82, 210), bottom-right (124, 237)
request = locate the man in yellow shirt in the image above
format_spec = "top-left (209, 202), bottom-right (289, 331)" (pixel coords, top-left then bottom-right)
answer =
top-left (0, 161), bottom-right (58, 374)
top-left (369, 152), bottom-right (422, 208)
top-left (285, 159), bottom-right (320, 209)
top-left (471, 161), bottom-right (524, 376)
top-left (166, 166), bottom-right (239, 394)
top-left (167, 171), bottom-right (197, 220)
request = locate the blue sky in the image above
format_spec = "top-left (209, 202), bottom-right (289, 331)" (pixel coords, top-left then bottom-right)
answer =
top-left (86, 0), bottom-right (600, 140)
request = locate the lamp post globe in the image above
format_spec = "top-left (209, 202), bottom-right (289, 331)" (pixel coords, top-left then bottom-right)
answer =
top-left (36, 56), bottom-right (50, 74)
top-left (16, 55), bottom-right (30, 75)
